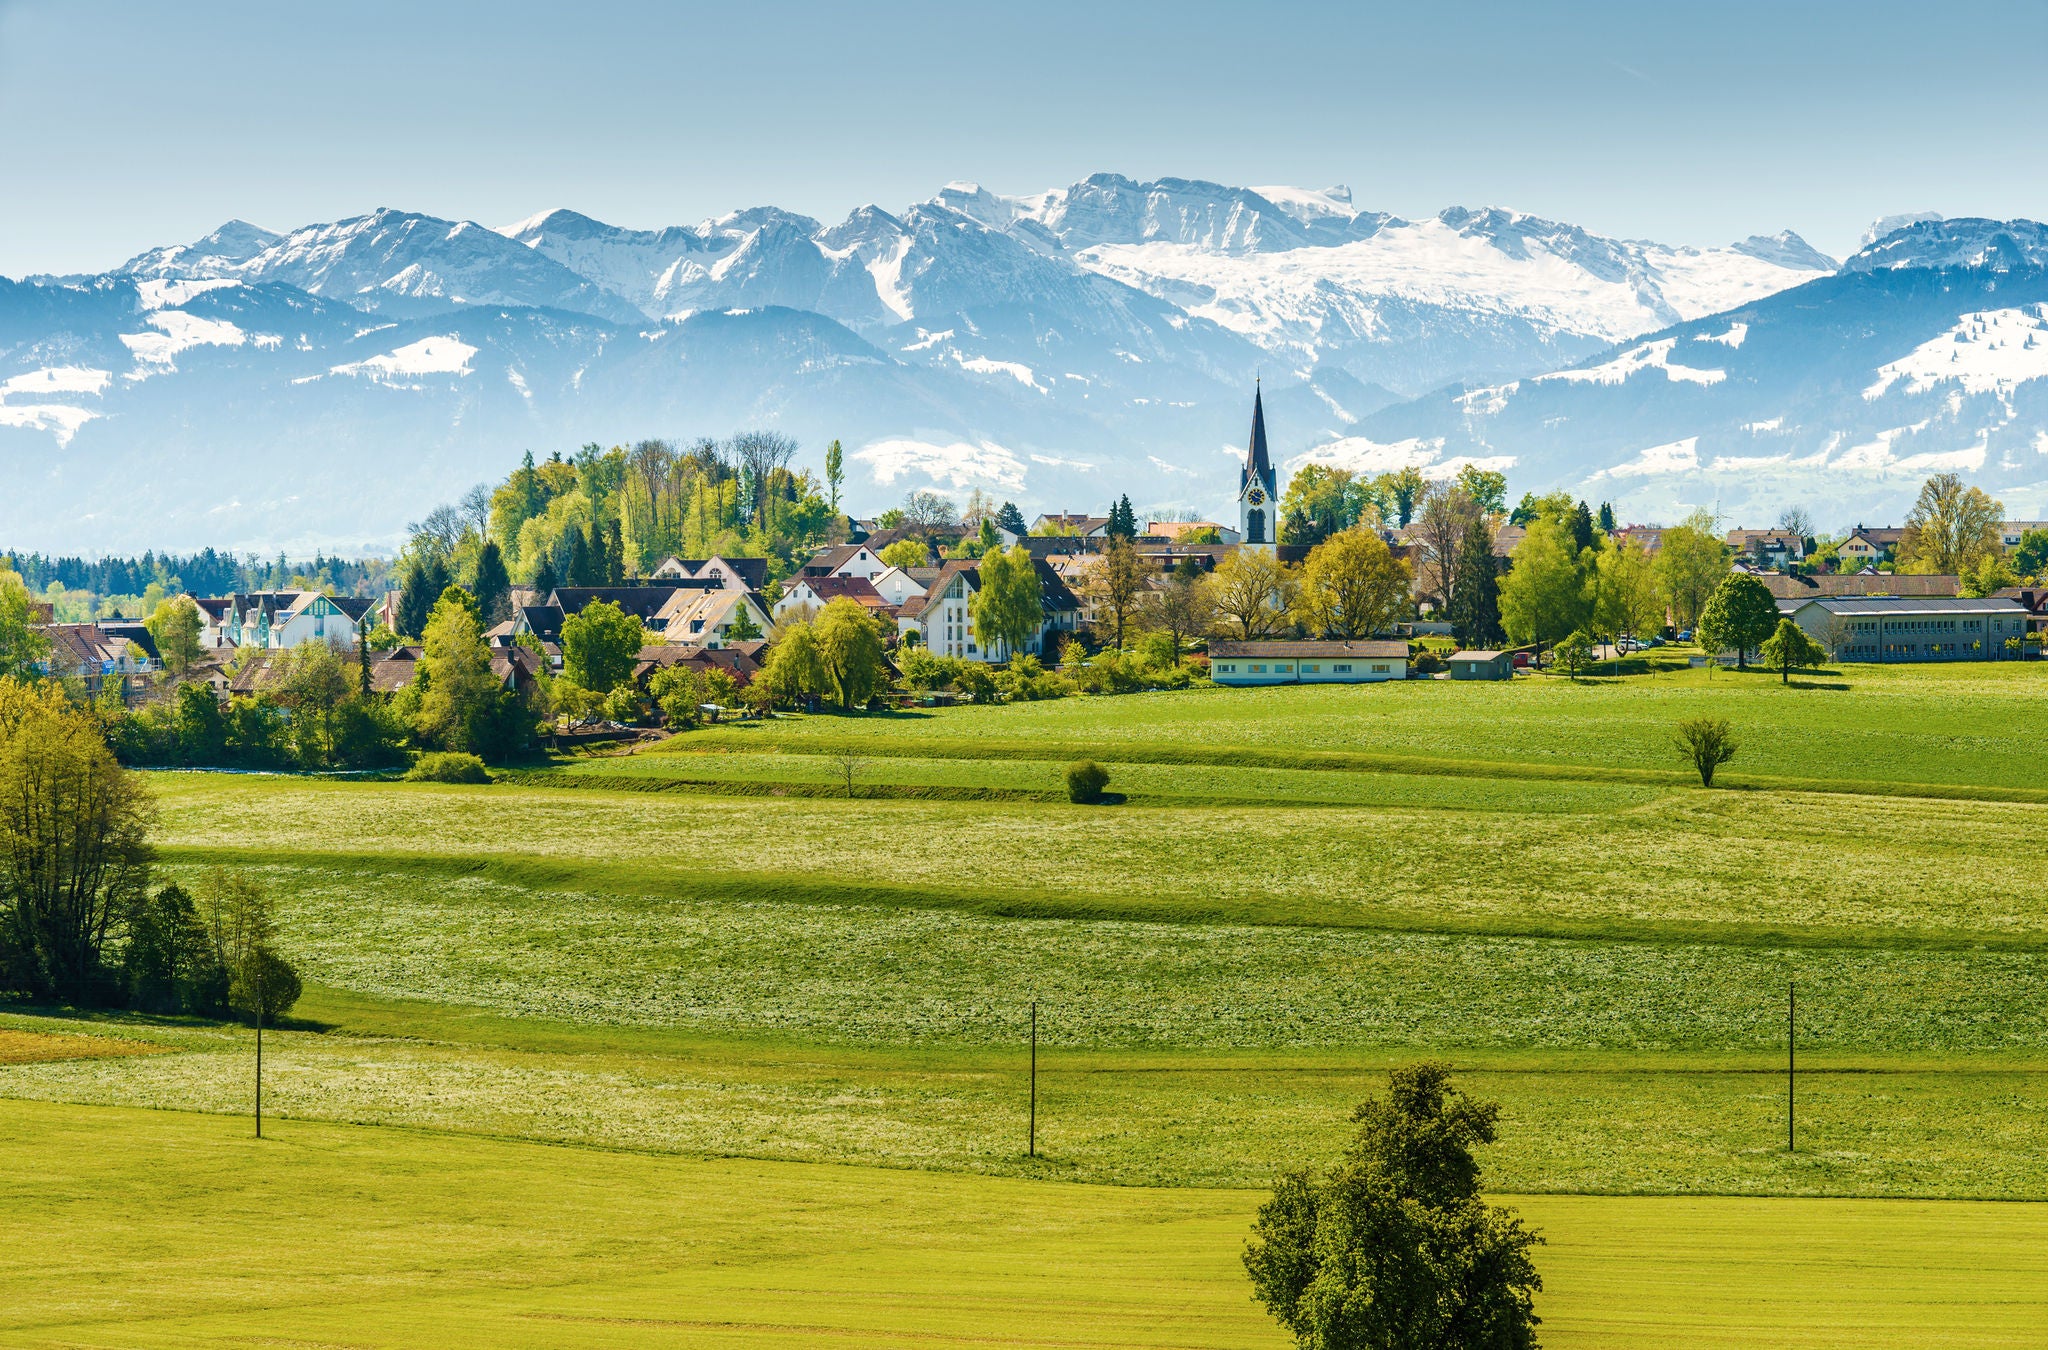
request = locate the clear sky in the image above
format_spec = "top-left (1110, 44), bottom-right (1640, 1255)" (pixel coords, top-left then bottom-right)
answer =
top-left (3, 0), bottom-right (2042, 275)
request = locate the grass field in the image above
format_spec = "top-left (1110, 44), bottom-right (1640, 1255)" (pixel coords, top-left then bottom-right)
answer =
top-left (7, 662), bottom-right (2048, 1343)
top-left (3, 1099), bottom-right (2044, 1350)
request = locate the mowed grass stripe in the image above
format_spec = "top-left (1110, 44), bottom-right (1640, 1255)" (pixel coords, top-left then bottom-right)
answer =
top-left (2, 1098), bottom-right (2044, 1348)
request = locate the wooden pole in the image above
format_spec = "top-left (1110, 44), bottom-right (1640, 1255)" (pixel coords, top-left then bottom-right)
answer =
top-left (1029, 1001), bottom-right (1037, 1159)
top-left (255, 998), bottom-right (264, 1140)
top-left (1787, 980), bottom-right (1795, 1153)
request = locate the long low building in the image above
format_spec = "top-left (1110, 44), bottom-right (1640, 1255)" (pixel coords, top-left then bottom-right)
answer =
top-left (1209, 639), bottom-right (1409, 685)
top-left (1781, 595), bottom-right (2031, 662)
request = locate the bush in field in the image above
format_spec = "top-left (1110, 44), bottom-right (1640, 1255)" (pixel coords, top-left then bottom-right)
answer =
top-left (1246, 1062), bottom-right (1542, 1350)
top-left (1674, 717), bottom-right (1737, 787)
top-left (405, 751), bottom-right (491, 784)
top-left (1066, 760), bottom-right (1110, 804)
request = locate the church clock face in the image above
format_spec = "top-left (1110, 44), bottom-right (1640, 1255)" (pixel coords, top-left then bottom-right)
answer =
top-left (1247, 486), bottom-right (1266, 506)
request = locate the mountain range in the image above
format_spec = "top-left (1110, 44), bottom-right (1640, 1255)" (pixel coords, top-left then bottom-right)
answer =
top-left (1, 173), bottom-right (2041, 552)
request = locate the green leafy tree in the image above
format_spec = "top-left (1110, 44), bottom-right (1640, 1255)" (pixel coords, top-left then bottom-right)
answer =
top-left (144, 595), bottom-right (204, 675)
top-left (1375, 466), bottom-right (1427, 528)
top-left (1960, 552), bottom-right (2019, 598)
top-left (0, 679), bottom-right (155, 1003)
top-left (812, 598), bottom-right (888, 711)
top-left (824, 439), bottom-right (845, 511)
top-left (277, 640), bottom-right (353, 767)
top-left (1499, 516), bottom-right (1591, 661)
top-left (1695, 573), bottom-right (1779, 668)
top-left (470, 540), bottom-right (512, 625)
top-left (757, 621), bottom-right (825, 709)
top-left (121, 882), bottom-right (215, 1014)
top-left (970, 545), bottom-right (1045, 659)
top-left (2013, 527), bottom-right (2048, 580)
top-left (1454, 465), bottom-right (1508, 516)
top-left (197, 871), bottom-right (302, 1022)
top-left (1295, 527), bottom-right (1411, 638)
top-left (1281, 466), bottom-right (1374, 545)
top-left (415, 589), bottom-right (506, 755)
top-left (0, 565), bottom-right (50, 681)
top-left (1759, 618), bottom-right (1828, 684)
top-left (878, 538), bottom-right (930, 571)
top-left (1208, 549), bottom-right (1296, 640)
top-left (1447, 518), bottom-right (1502, 645)
top-left (1551, 630), bottom-right (1595, 679)
top-left (1138, 560), bottom-right (1215, 665)
top-left (1675, 717), bottom-right (1738, 787)
top-left (1245, 1063), bottom-right (1543, 1350)
top-left (175, 683), bottom-right (227, 764)
top-left (1085, 536), bottom-right (1148, 650)
top-left (395, 553), bottom-right (449, 639)
top-left (1898, 472), bottom-right (2002, 576)
top-left (560, 599), bottom-right (645, 694)
top-left (1591, 537), bottom-right (1663, 645)
top-left (1567, 500), bottom-right (1596, 553)
top-left (1654, 509), bottom-right (1730, 631)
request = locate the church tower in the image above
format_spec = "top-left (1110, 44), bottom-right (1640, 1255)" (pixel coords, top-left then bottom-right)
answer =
top-left (1237, 382), bottom-right (1278, 553)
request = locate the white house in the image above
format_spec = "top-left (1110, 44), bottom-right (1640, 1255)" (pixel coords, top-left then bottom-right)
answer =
top-left (773, 575), bottom-right (889, 622)
top-left (903, 559), bottom-right (1082, 662)
top-left (652, 587), bottom-right (774, 648)
top-left (194, 591), bottom-right (368, 651)
top-left (868, 565), bottom-right (933, 607)
top-left (1209, 640), bottom-right (1409, 685)
top-left (800, 543), bottom-right (891, 580)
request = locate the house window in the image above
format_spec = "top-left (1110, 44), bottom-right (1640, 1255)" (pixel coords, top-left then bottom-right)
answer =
top-left (1301, 663), bottom-right (1320, 673)
top-left (1250, 664), bottom-right (1266, 673)
top-left (1334, 663), bottom-right (1352, 673)
top-left (1217, 663), bottom-right (1235, 673)
top-left (1372, 663), bottom-right (1389, 673)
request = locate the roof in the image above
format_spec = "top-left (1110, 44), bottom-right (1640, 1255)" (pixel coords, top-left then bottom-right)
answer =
top-left (1448, 649), bottom-right (1510, 662)
top-left (788, 575), bottom-right (884, 604)
top-left (1210, 639), bottom-right (1409, 659)
top-left (1784, 596), bottom-right (2028, 616)
top-left (1845, 526), bottom-right (1906, 545)
top-left (1757, 572), bottom-right (1959, 600)
top-left (803, 544), bottom-right (876, 575)
top-left (513, 603), bottom-right (565, 641)
top-left (632, 643), bottom-right (762, 687)
top-left (41, 622), bottom-right (147, 671)
top-left (546, 586), bottom-right (687, 621)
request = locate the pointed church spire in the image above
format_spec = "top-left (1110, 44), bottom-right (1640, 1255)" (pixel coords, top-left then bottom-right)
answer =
top-left (1244, 382), bottom-right (1272, 489)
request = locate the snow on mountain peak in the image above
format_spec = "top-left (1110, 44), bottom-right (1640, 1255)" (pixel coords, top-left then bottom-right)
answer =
top-left (1861, 211), bottom-right (1943, 248)
top-left (1842, 218), bottom-right (2048, 274)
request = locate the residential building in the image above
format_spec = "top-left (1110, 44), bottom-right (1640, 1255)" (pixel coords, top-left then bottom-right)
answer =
top-left (1757, 572), bottom-right (1959, 602)
top-left (1726, 529), bottom-right (1806, 567)
top-left (1028, 513), bottom-right (1112, 539)
top-left (631, 643), bottom-right (763, 694)
top-left (902, 559), bottom-right (1081, 661)
top-left (1146, 520), bottom-right (1241, 545)
top-left (652, 587), bottom-right (774, 648)
top-left (651, 555), bottom-right (770, 591)
top-left (194, 591), bottom-right (371, 651)
top-left (773, 575), bottom-right (890, 622)
top-left (1609, 525), bottom-right (1664, 556)
top-left (1838, 527), bottom-right (1904, 567)
top-left (868, 565), bottom-right (935, 607)
top-left (37, 622), bottom-right (159, 700)
top-left (1781, 595), bottom-right (2030, 662)
top-left (1209, 639), bottom-right (1408, 685)
top-left (800, 544), bottom-right (897, 579)
top-left (2000, 521), bottom-right (2048, 549)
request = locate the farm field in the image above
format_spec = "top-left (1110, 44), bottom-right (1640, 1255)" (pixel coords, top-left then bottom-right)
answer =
top-left (3, 1098), bottom-right (2045, 1350)
top-left (7, 664), bottom-right (2048, 1344)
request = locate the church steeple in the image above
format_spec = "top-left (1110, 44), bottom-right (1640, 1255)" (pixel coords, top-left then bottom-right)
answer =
top-left (1237, 381), bottom-right (1278, 552)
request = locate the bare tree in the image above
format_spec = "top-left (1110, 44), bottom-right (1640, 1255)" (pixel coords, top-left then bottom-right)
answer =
top-left (900, 489), bottom-right (959, 533)
top-left (1083, 537), bottom-right (1149, 650)
top-left (406, 504), bottom-right (465, 558)
top-left (461, 483), bottom-right (495, 536)
top-left (1412, 481), bottom-right (1479, 615)
top-left (835, 750), bottom-right (868, 799)
top-left (1777, 506), bottom-right (1815, 539)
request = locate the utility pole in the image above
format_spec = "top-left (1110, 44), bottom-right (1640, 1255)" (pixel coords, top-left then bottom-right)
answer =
top-left (255, 995), bottom-right (264, 1140)
top-left (1787, 980), bottom-right (1795, 1153)
top-left (1029, 1000), bottom-right (1037, 1159)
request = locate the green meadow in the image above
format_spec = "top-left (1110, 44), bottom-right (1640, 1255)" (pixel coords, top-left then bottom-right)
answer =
top-left (7, 661), bottom-right (2048, 1344)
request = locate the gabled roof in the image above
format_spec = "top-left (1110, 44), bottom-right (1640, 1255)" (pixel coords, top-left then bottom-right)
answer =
top-left (788, 575), bottom-right (887, 606)
top-left (632, 643), bottom-right (762, 687)
top-left (513, 603), bottom-right (566, 641)
top-left (1757, 572), bottom-right (1958, 600)
top-left (546, 586), bottom-right (687, 621)
top-left (1784, 595), bottom-right (2026, 616)
top-left (1211, 639), bottom-right (1408, 659)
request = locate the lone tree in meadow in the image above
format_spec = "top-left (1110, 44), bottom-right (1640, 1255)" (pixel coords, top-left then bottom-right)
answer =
top-left (1674, 717), bottom-right (1738, 787)
top-left (1758, 619), bottom-right (1828, 685)
top-left (1246, 1062), bottom-right (1543, 1350)
top-left (1694, 574), bottom-right (1778, 669)
top-left (1550, 630), bottom-right (1595, 680)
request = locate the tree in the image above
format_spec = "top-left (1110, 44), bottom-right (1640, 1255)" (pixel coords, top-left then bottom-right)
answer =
top-left (1590, 537), bottom-right (1663, 647)
top-left (1085, 537), bottom-right (1148, 650)
top-left (1446, 519), bottom-right (1502, 646)
top-left (1675, 717), bottom-right (1737, 787)
top-left (197, 871), bottom-right (302, 1021)
top-left (1280, 466), bottom-right (1372, 545)
top-left (995, 501), bottom-right (1027, 536)
top-left (1898, 473), bottom-right (2002, 576)
top-left (175, 683), bottom-right (227, 764)
top-left (970, 545), bottom-right (1044, 659)
top-left (824, 439), bottom-right (845, 511)
top-left (396, 553), bottom-right (449, 639)
top-left (144, 596), bottom-right (203, 675)
top-left (0, 565), bottom-right (51, 680)
top-left (899, 489), bottom-right (958, 534)
top-left (0, 679), bottom-right (154, 1003)
top-left (1106, 495), bottom-right (1138, 540)
top-left (1759, 618), bottom-right (1828, 684)
top-left (1454, 465), bottom-right (1508, 516)
top-left (877, 538), bottom-right (930, 571)
top-left (122, 882), bottom-right (213, 1014)
top-left (1376, 466), bottom-right (1426, 528)
top-left (471, 541), bottom-right (512, 625)
top-left (1654, 509), bottom-right (1731, 631)
top-left (560, 599), bottom-right (645, 694)
top-left (1412, 482), bottom-right (1479, 616)
top-left (1245, 1063), bottom-right (1543, 1350)
top-left (1499, 517), bottom-right (1590, 660)
top-left (1139, 561), bottom-right (1215, 665)
top-left (834, 749), bottom-right (867, 799)
top-left (1961, 551), bottom-right (2019, 598)
top-left (757, 621), bottom-right (825, 709)
top-left (1296, 527), bottom-right (1411, 638)
top-left (2013, 527), bottom-right (2048, 580)
top-left (1596, 501), bottom-right (1616, 533)
top-left (1567, 500), bottom-right (1596, 554)
top-left (415, 589), bottom-right (505, 755)
top-left (1209, 549), bottom-right (1296, 640)
top-left (277, 640), bottom-right (352, 767)
top-left (1695, 573), bottom-right (1778, 668)
top-left (1778, 506), bottom-right (1816, 539)
top-left (812, 598), bottom-right (888, 711)
top-left (1551, 630), bottom-right (1594, 680)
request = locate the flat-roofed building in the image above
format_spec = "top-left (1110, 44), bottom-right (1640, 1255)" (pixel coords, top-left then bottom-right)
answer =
top-left (1209, 639), bottom-right (1409, 685)
top-left (1781, 595), bottom-right (2030, 662)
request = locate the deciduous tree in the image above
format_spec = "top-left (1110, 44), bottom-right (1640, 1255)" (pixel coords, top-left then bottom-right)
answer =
top-left (1139, 561), bottom-right (1215, 664)
top-left (1296, 527), bottom-right (1411, 638)
top-left (970, 545), bottom-right (1044, 659)
top-left (144, 595), bottom-right (203, 675)
top-left (877, 538), bottom-right (930, 571)
top-left (1654, 509), bottom-right (1730, 631)
top-left (1675, 717), bottom-right (1738, 787)
top-left (1084, 537), bottom-right (1148, 650)
top-left (1245, 1063), bottom-right (1542, 1350)
top-left (560, 599), bottom-right (645, 694)
top-left (0, 565), bottom-right (50, 681)
top-left (1759, 618), bottom-right (1828, 684)
top-left (1208, 549), bottom-right (1296, 640)
top-left (813, 598), bottom-right (888, 711)
top-left (1695, 573), bottom-right (1778, 668)
top-left (1899, 473), bottom-right (2003, 576)
top-left (1499, 517), bottom-right (1590, 660)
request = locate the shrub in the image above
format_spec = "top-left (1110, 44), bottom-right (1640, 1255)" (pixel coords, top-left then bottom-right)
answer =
top-left (1410, 648), bottom-right (1447, 675)
top-left (1066, 759), bottom-right (1110, 804)
top-left (405, 751), bottom-right (491, 784)
top-left (1673, 717), bottom-right (1737, 788)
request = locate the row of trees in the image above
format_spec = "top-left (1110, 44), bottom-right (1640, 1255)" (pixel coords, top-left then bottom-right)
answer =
top-left (0, 677), bottom-right (300, 1014)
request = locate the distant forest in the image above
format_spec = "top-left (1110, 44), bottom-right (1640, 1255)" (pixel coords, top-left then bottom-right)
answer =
top-left (1, 548), bottom-right (393, 621)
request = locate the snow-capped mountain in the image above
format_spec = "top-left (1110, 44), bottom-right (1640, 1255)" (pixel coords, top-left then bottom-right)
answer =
top-left (1312, 220), bottom-right (2048, 528)
top-left (0, 176), bottom-right (2039, 552)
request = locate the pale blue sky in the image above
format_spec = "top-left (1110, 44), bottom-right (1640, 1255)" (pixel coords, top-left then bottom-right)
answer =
top-left (3, 0), bottom-right (2042, 274)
